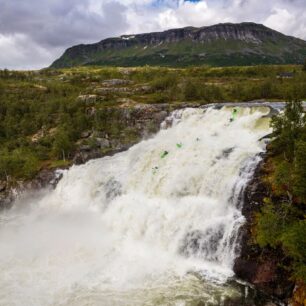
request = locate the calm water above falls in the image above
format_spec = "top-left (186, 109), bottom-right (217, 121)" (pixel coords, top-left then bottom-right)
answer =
top-left (0, 107), bottom-right (272, 306)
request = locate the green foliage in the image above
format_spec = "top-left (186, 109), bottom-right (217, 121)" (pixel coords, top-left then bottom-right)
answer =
top-left (52, 129), bottom-right (75, 160)
top-left (0, 148), bottom-right (40, 180)
top-left (256, 204), bottom-right (306, 281)
top-left (183, 80), bottom-right (202, 101)
top-left (272, 160), bottom-right (293, 195)
top-left (293, 140), bottom-right (306, 201)
top-left (151, 74), bottom-right (178, 91)
top-left (257, 99), bottom-right (306, 282)
top-left (282, 221), bottom-right (306, 261)
top-left (270, 100), bottom-right (305, 159)
top-left (256, 203), bottom-right (286, 248)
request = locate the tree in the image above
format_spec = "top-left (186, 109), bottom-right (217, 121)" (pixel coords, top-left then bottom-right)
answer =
top-left (52, 129), bottom-right (74, 160)
top-left (270, 100), bottom-right (305, 159)
top-left (293, 140), bottom-right (306, 201)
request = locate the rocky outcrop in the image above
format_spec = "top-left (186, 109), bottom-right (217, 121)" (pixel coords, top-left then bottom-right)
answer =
top-left (73, 102), bottom-right (198, 164)
top-left (101, 79), bottom-right (134, 86)
top-left (0, 169), bottom-right (63, 210)
top-left (234, 156), bottom-right (295, 304)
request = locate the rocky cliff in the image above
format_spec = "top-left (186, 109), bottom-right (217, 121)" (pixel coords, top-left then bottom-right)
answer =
top-left (234, 155), bottom-right (296, 305)
top-left (51, 23), bottom-right (306, 68)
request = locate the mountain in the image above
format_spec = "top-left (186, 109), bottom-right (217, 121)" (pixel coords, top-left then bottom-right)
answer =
top-left (51, 22), bottom-right (306, 68)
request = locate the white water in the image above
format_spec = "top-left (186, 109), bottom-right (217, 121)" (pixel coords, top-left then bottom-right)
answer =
top-left (0, 107), bottom-right (271, 306)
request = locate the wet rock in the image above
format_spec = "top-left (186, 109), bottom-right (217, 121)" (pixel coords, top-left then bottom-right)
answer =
top-left (153, 110), bottom-right (168, 123)
top-left (105, 177), bottom-right (122, 201)
top-left (253, 261), bottom-right (277, 284)
top-left (73, 150), bottom-right (103, 165)
top-left (0, 168), bottom-right (62, 210)
top-left (0, 192), bottom-right (14, 210)
top-left (0, 181), bottom-right (6, 192)
top-left (80, 145), bottom-right (91, 152)
top-left (34, 169), bottom-right (63, 189)
top-left (234, 259), bottom-right (277, 285)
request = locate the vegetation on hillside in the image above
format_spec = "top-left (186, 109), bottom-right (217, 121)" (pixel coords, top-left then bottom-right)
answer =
top-left (256, 100), bottom-right (306, 283)
top-left (0, 65), bottom-right (305, 184)
top-left (51, 23), bottom-right (306, 68)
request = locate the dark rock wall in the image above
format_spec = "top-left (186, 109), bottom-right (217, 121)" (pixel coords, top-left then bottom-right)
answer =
top-left (234, 156), bottom-right (295, 304)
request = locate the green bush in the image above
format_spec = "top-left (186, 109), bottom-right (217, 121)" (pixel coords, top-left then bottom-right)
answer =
top-left (52, 129), bottom-right (75, 160)
top-left (151, 74), bottom-right (178, 91)
top-left (256, 99), bottom-right (306, 282)
top-left (293, 140), bottom-right (306, 201)
top-left (0, 148), bottom-right (40, 180)
top-left (256, 202), bottom-right (285, 248)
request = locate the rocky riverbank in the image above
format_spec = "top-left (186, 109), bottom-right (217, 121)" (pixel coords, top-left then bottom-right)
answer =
top-left (0, 102), bottom-right (199, 210)
top-left (234, 154), bottom-right (302, 305)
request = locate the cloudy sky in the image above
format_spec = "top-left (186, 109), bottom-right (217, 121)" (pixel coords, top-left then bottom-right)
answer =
top-left (0, 0), bottom-right (305, 69)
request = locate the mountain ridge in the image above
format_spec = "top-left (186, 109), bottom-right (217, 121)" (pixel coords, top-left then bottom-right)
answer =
top-left (51, 22), bottom-right (306, 68)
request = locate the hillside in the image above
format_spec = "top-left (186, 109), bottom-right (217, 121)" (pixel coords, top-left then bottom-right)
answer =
top-left (51, 22), bottom-right (306, 68)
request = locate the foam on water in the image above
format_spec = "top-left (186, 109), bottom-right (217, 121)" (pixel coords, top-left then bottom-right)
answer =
top-left (0, 107), bottom-right (271, 306)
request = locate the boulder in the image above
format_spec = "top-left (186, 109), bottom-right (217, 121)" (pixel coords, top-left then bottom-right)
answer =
top-left (95, 138), bottom-right (110, 149)
top-left (94, 87), bottom-right (131, 94)
top-left (80, 131), bottom-right (92, 138)
top-left (79, 145), bottom-right (91, 152)
top-left (101, 79), bottom-right (133, 86)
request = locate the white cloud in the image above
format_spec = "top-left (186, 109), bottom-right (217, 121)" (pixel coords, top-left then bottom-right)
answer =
top-left (265, 8), bottom-right (295, 34)
top-left (0, 0), bottom-right (305, 69)
top-left (0, 33), bottom-right (61, 70)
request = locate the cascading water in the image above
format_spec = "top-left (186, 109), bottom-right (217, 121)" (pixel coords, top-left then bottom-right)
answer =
top-left (0, 106), bottom-right (271, 306)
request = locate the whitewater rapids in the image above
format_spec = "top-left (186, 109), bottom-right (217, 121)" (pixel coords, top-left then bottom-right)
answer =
top-left (0, 106), bottom-right (271, 306)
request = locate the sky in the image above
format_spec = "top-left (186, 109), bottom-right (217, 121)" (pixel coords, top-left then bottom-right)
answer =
top-left (0, 0), bottom-right (305, 70)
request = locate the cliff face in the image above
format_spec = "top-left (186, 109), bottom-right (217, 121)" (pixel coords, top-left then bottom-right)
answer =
top-left (51, 23), bottom-right (306, 68)
top-left (234, 156), bottom-right (295, 304)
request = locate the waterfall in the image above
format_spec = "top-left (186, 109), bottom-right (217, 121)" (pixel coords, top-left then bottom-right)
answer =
top-left (0, 106), bottom-right (271, 306)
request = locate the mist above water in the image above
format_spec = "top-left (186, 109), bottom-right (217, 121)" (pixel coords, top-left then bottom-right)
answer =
top-left (0, 107), bottom-right (271, 306)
